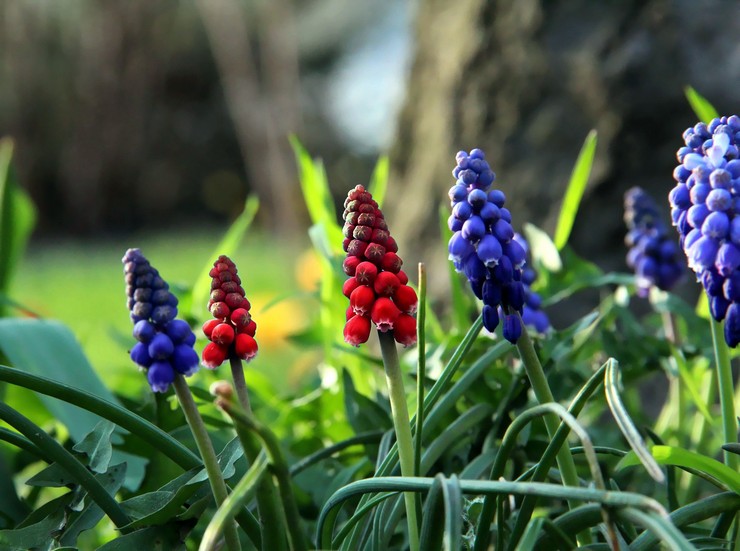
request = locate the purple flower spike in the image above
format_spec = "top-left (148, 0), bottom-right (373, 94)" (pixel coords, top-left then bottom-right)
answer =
top-left (624, 187), bottom-right (685, 297)
top-left (123, 248), bottom-right (199, 392)
top-left (447, 148), bottom-right (528, 343)
top-left (671, 115), bottom-right (740, 347)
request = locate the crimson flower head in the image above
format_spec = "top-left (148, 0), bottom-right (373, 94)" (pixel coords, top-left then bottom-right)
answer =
top-left (341, 185), bottom-right (417, 347)
top-left (201, 255), bottom-right (258, 368)
top-left (123, 248), bottom-right (199, 393)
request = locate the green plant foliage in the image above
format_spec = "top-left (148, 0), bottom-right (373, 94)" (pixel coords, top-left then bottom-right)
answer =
top-left (2, 96), bottom-right (740, 550)
top-left (0, 138), bottom-right (36, 316)
top-left (553, 130), bottom-right (598, 250)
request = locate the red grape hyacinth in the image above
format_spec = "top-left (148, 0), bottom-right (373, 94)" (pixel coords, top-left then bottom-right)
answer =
top-left (201, 255), bottom-right (258, 368)
top-left (341, 185), bottom-right (418, 346)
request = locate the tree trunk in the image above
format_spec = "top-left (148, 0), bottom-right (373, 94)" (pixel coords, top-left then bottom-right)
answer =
top-left (388, 0), bottom-right (739, 302)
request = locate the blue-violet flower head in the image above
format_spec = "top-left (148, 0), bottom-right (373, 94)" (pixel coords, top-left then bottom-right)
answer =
top-left (123, 248), bottom-right (199, 392)
top-left (447, 148), bottom-right (526, 343)
top-left (669, 115), bottom-right (740, 346)
top-left (623, 187), bottom-right (685, 297)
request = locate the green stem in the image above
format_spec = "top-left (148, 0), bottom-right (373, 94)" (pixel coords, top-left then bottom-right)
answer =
top-left (413, 264), bottom-right (427, 529)
top-left (0, 401), bottom-right (132, 530)
top-left (685, 364), bottom-right (717, 500)
top-left (414, 263), bottom-right (426, 477)
top-left (0, 364), bottom-right (200, 470)
top-left (200, 451), bottom-right (270, 551)
top-left (172, 375), bottom-right (241, 551)
top-left (0, 426), bottom-right (50, 462)
top-left (710, 319), bottom-right (738, 469)
top-left (378, 330), bottom-right (420, 551)
top-left (513, 319), bottom-right (589, 544)
top-left (221, 385), bottom-right (287, 551)
top-left (655, 312), bottom-right (682, 441)
top-left (229, 355), bottom-right (252, 413)
top-left (217, 397), bottom-right (307, 551)
top-left (710, 318), bottom-right (740, 551)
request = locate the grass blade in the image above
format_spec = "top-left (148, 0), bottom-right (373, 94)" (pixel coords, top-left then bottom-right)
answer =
top-left (618, 445), bottom-right (740, 494)
top-left (685, 86), bottom-right (719, 124)
top-left (605, 358), bottom-right (665, 482)
top-left (553, 130), bottom-right (598, 250)
top-left (367, 156), bottom-right (389, 209)
top-left (190, 194), bottom-right (259, 317)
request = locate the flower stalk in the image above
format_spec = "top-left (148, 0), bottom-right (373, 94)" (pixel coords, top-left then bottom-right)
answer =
top-left (514, 315), bottom-right (589, 544)
top-left (710, 319), bottom-right (738, 470)
top-left (173, 375), bottom-right (242, 551)
top-left (215, 389), bottom-right (307, 551)
top-left (378, 330), bottom-right (420, 551)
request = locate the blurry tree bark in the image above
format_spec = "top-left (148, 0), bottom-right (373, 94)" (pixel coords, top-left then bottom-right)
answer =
top-left (194, 0), bottom-right (303, 235)
top-left (388, 0), bottom-right (740, 296)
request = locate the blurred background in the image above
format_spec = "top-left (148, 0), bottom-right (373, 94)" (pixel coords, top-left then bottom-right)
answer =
top-left (1, 0), bottom-right (739, 394)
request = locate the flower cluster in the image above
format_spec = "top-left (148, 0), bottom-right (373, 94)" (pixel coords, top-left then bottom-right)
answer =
top-left (447, 149), bottom-right (526, 343)
top-left (669, 115), bottom-right (740, 346)
top-left (123, 248), bottom-right (199, 392)
top-left (201, 255), bottom-right (258, 368)
top-left (341, 185), bottom-right (417, 347)
top-left (623, 187), bottom-right (684, 297)
top-left (512, 234), bottom-right (551, 333)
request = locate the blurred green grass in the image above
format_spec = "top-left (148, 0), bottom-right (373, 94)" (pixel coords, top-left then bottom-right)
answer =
top-left (9, 227), bottom-right (321, 398)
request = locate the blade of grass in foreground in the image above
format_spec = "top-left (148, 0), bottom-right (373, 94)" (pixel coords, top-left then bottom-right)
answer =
top-left (553, 130), bottom-right (598, 250)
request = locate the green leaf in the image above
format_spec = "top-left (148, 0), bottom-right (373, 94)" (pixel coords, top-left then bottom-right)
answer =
top-left (523, 222), bottom-right (562, 273)
top-left (189, 194), bottom-right (259, 318)
top-left (121, 469), bottom-right (201, 528)
top-left (0, 138), bottom-right (37, 311)
top-left (0, 319), bottom-right (147, 490)
top-left (367, 156), bottom-right (389, 209)
top-left (684, 86), bottom-right (720, 125)
top-left (617, 445), bottom-right (740, 494)
top-left (290, 135), bottom-right (343, 248)
top-left (187, 437), bottom-right (243, 485)
top-left (73, 420), bottom-right (115, 473)
top-left (0, 504), bottom-right (66, 550)
top-left (26, 462), bottom-right (74, 488)
top-left (553, 130), bottom-right (598, 250)
top-left (342, 369), bottom-right (392, 436)
top-left (0, 456), bottom-right (27, 526)
top-left (0, 319), bottom-right (118, 443)
top-left (96, 524), bottom-right (186, 551)
top-left (58, 462), bottom-right (127, 546)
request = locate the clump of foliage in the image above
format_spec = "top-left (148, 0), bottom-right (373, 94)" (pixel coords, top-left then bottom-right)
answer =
top-left (0, 90), bottom-right (739, 551)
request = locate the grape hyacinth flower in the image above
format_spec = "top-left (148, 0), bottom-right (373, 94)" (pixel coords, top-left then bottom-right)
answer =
top-left (624, 187), bottom-right (684, 297)
top-left (201, 255), bottom-right (258, 368)
top-left (512, 234), bottom-right (551, 333)
top-left (669, 115), bottom-right (740, 346)
top-left (123, 248), bottom-right (199, 392)
top-left (447, 148), bottom-right (526, 343)
top-left (341, 185), bottom-right (418, 347)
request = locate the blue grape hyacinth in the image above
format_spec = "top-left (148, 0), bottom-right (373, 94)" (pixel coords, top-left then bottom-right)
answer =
top-left (447, 148), bottom-right (526, 343)
top-left (512, 234), bottom-right (551, 333)
top-left (123, 248), bottom-right (199, 392)
top-left (624, 187), bottom-right (684, 297)
top-left (669, 115), bottom-right (740, 346)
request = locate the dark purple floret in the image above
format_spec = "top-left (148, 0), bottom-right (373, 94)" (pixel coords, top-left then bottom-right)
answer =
top-left (670, 115), bottom-right (740, 347)
top-left (447, 148), bottom-right (525, 341)
top-left (624, 187), bottom-right (685, 297)
top-left (512, 233), bottom-right (551, 334)
top-left (123, 248), bottom-right (199, 392)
